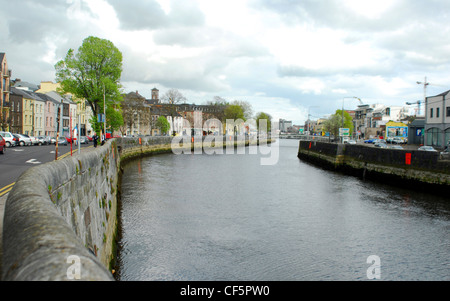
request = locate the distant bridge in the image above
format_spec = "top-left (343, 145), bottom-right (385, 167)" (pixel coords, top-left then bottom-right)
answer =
top-left (279, 134), bottom-right (330, 142)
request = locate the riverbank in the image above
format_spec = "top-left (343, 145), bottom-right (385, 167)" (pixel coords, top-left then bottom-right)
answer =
top-left (297, 140), bottom-right (450, 195)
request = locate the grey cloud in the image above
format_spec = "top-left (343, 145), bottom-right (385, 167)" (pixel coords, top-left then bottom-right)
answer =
top-left (2, 0), bottom-right (68, 43)
top-left (254, 0), bottom-right (450, 34)
top-left (106, 0), bottom-right (205, 31)
top-left (106, 0), bottom-right (169, 30)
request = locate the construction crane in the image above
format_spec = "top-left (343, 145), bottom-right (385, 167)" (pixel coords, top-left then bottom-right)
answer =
top-left (406, 100), bottom-right (423, 115)
top-left (412, 77), bottom-right (445, 115)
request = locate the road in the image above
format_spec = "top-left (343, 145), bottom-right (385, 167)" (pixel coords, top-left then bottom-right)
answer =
top-left (0, 142), bottom-right (93, 197)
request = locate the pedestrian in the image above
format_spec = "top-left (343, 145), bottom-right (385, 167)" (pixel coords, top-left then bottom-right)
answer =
top-left (93, 133), bottom-right (98, 148)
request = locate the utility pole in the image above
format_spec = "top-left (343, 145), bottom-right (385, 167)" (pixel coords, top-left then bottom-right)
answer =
top-left (417, 77), bottom-right (429, 102)
top-left (417, 77), bottom-right (429, 114)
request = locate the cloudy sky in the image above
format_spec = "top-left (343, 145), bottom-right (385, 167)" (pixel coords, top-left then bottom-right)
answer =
top-left (2, 0), bottom-right (450, 125)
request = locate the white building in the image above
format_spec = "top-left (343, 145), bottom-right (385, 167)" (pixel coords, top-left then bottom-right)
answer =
top-left (425, 90), bottom-right (450, 147)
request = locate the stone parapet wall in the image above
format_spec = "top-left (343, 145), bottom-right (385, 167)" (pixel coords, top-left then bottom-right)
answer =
top-left (1, 140), bottom-right (119, 281)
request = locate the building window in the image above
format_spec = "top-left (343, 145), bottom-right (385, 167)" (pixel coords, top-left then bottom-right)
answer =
top-left (437, 107), bottom-right (440, 118)
top-left (446, 107), bottom-right (450, 117)
top-left (430, 108), bottom-right (433, 118)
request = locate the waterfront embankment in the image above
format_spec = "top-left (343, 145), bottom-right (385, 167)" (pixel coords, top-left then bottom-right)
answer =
top-left (297, 140), bottom-right (450, 194)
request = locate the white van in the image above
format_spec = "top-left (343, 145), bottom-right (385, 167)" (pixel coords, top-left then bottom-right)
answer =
top-left (0, 131), bottom-right (16, 147)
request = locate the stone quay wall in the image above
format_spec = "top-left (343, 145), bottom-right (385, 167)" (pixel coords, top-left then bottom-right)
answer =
top-left (298, 140), bottom-right (450, 193)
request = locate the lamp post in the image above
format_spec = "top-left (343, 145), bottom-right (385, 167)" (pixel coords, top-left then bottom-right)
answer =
top-left (307, 105), bottom-right (319, 136)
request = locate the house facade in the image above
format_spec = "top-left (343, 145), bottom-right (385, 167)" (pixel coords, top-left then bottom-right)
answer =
top-left (37, 81), bottom-right (93, 136)
top-left (1, 53), bottom-right (11, 131)
top-left (10, 88), bottom-right (23, 134)
top-left (425, 90), bottom-right (450, 147)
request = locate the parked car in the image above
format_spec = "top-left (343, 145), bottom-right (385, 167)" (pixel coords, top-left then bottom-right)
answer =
top-left (13, 134), bottom-right (33, 146)
top-left (30, 136), bottom-right (43, 145)
top-left (374, 142), bottom-right (388, 148)
top-left (50, 137), bottom-right (57, 144)
top-left (440, 147), bottom-right (449, 159)
top-left (38, 136), bottom-right (52, 145)
top-left (57, 137), bottom-right (68, 146)
top-left (345, 139), bottom-right (357, 145)
top-left (80, 136), bottom-right (89, 144)
top-left (364, 138), bottom-right (375, 143)
top-left (0, 134), bottom-right (6, 154)
top-left (418, 146), bottom-right (437, 152)
top-left (0, 131), bottom-right (16, 147)
top-left (391, 137), bottom-right (404, 144)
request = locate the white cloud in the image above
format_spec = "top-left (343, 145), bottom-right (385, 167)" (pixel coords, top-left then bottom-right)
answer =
top-left (2, 0), bottom-right (450, 126)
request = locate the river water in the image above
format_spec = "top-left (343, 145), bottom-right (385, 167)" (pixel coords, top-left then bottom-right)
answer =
top-left (115, 139), bottom-right (449, 281)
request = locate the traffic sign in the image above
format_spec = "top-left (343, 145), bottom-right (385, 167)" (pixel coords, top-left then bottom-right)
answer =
top-left (339, 128), bottom-right (350, 137)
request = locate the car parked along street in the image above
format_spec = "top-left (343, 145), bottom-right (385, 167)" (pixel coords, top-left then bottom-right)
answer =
top-left (418, 146), bottom-right (437, 152)
top-left (13, 134), bottom-right (33, 146)
top-left (0, 131), bottom-right (16, 147)
top-left (0, 134), bottom-right (6, 154)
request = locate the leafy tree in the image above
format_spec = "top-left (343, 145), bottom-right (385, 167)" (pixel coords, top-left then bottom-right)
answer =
top-left (155, 116), bottom-right (170, 135)
top-left (323, 110), bottom-right (354, 138)
top-left (255, 112), bottom-right (272, 133)
top-left (224, 104), bottom-right (245, 121)
top-left (232, 100), bottom-right (253, 120)
top-left (55, 36), bottom-right (124, 134)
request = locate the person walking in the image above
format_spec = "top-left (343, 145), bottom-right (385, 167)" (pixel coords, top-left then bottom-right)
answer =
top-left (93, 133), bottom-right (98, 148)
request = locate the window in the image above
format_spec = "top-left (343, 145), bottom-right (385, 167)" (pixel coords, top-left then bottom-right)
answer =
top-left (437, 107), bottom-right (440, 118)
top-left (430, 108), bottom-right (433, 118)
top-left (446, 107), bottom-right (450, 117)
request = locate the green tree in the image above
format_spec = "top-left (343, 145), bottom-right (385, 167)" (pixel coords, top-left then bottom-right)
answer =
top-left (55, 36), bottom-right (124, 133)
top-left (255, 112), bottom-right (272, 133)
top-left (155, 116), bottom-right (171, 135)
top-left (232, 100), bottom-right (253, 120)
top-left (323, 110), bottom-right (354, 138)
top-left (224, 104), bottom-right (245, 121)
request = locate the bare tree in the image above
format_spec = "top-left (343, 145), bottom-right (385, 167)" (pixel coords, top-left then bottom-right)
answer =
top-left (161, 88), bottom-right (186, 135)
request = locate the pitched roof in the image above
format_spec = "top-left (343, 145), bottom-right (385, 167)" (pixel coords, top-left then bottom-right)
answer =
top-left (429, 89), bottom-right (450, 98)
top-left (11, 87), bottom-right (46, 102)
top-left (45, 91), bottom-right (75, 104)
top-left (13, 81), bottom-right (39, 92)
top-left (36, 92), bottom-right (61, 105)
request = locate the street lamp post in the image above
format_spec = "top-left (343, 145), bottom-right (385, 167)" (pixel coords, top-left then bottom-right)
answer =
top-left (307, 106), bottom-right (319, 136)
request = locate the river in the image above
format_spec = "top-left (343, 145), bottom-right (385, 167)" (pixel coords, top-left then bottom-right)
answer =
top-left (115, 139), bottom-right (449, 281)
